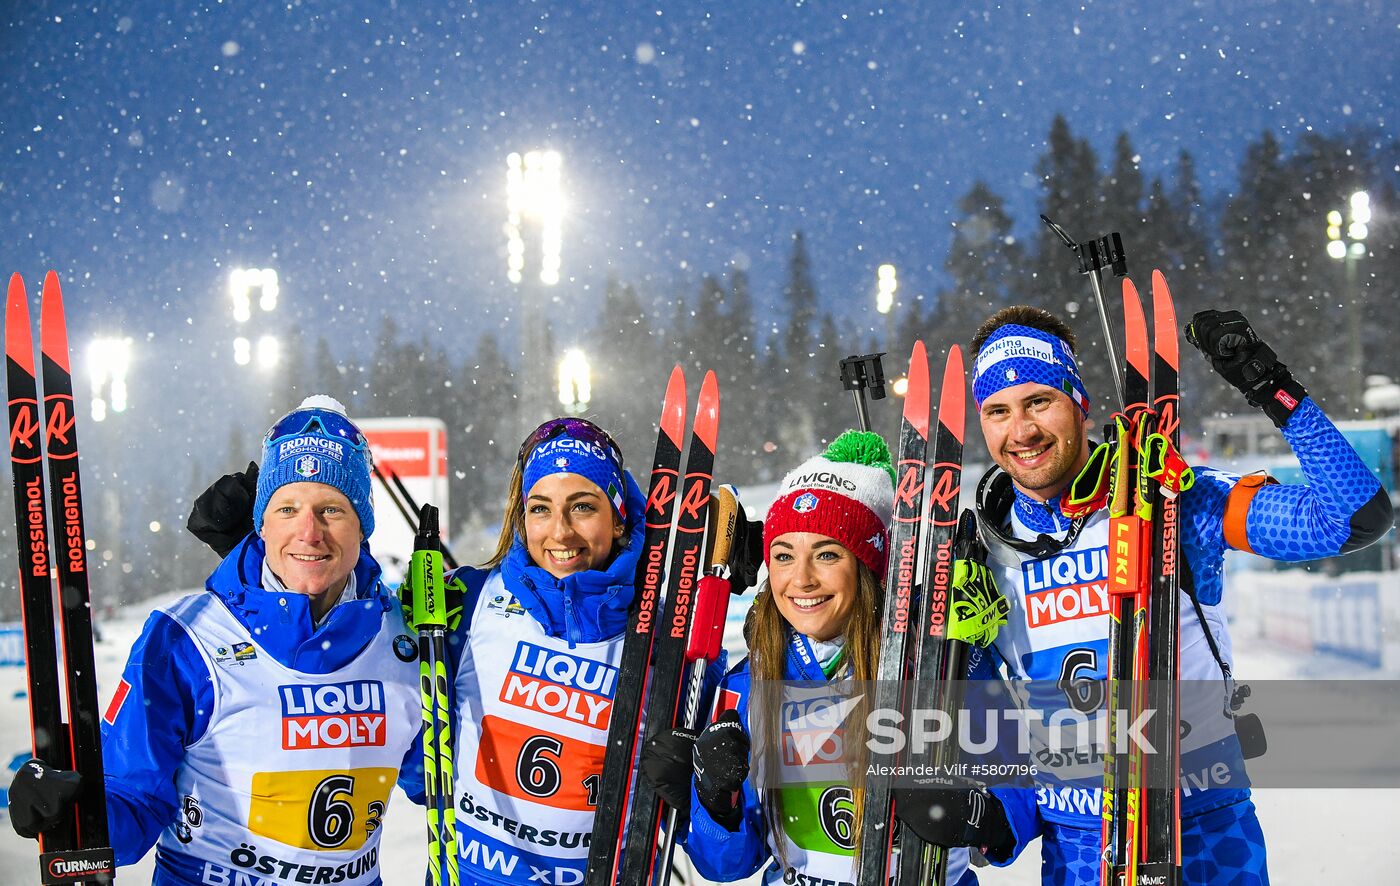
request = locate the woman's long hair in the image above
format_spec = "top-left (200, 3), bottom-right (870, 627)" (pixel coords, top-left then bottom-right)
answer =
top-left (745, 559), bottom-right (883, 866)
top-left (483, 458), bottom-right (528, 570)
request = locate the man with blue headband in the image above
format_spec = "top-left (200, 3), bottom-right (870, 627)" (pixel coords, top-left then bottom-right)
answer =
top-left (8, 396), bottom-right (422, 885)
top-left (895, 305), bottom-right (1392, 885)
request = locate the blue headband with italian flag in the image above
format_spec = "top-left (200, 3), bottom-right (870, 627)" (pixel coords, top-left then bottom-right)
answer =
top-left (522, 429), bottom-right (628, 521)
top-left (972, 324), bottom-right (1091, 415)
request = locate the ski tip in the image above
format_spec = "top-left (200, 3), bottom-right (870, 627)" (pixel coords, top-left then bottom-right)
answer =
top-left (40, 271), bottom-right (71, 374)
top-left (661, 365), bottom-right (688, 446)
top-left (939, 345), bottom-right (966, 444)
top-left (6, 273), bottom-right (35, 373)
top-left (1122, 277), bottom-right (1150, 377)
top-left (1151, 270), bottom-right (1179, 370)
top-left (694, 370), bottom-right (719, 450)
top-left (905, 340), bottom-right (931, 437)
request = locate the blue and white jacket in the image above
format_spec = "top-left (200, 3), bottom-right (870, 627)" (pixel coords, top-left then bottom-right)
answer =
top-left (978, 397), bottom-right (1392, 863)
top-left (399, 470), bottom-right (650, 886)
top-left (100, 535), bottom-right (421, 885)
top-left (682, 627), bottom-right (987, 886)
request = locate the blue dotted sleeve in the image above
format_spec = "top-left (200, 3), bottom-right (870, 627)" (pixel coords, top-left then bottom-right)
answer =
top-left (1180, 468), bottom-right (1233, 605)
top-left (1243, 398), bottom-right (1389, 561)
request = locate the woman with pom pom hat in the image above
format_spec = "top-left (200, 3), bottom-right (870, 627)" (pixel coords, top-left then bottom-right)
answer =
top-left (643, 430), bottom-right (984, 885)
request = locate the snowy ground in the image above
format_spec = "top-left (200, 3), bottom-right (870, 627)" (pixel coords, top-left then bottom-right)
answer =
top-left (2, 586), bottom-right (1397, 884)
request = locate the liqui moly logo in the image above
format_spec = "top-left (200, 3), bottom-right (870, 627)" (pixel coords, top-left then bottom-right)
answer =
top-left (500, 642), bottom-right (618, 729)
top-left (279, 680), bottom-right (386, 749)
top-left (1024, 547), bottom-right (1111, 628)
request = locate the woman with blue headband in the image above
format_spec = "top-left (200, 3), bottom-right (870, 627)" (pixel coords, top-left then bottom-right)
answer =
top-left (429, 415), bottom-right (649, 886)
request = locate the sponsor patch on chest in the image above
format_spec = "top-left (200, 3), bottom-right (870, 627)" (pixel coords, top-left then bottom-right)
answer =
top-left (485, 592), bottom-right (527, 618)
top-left (499, 641), bottom-right (618, 729)
top-left (279, 680), bottom-right (387, 749)
top-left (1022, 546), bottom-right (1111, 628)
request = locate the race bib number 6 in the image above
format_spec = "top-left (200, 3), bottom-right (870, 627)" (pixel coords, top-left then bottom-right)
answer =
top-left (248, 768), bottom-right (394, 850)
top-left (475, 715), bottom-right (605, 812)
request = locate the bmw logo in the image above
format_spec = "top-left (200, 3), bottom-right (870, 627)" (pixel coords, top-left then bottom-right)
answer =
top-left (393, 635), bottom-right (418, 663)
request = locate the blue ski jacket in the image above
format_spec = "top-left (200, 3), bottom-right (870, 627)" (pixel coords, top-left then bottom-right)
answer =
top-left (98, 535), bottom-right (422, 883)
top-left (980, 396), bottom-right (1392, 872)
top-left (682, 628), bottom-right (992, 886)
top-left (397, 469), bottom-right (650, 886)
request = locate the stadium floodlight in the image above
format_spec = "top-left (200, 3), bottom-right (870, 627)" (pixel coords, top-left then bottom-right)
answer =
top-left (1326, 191), bottom-right (1370, 260)
top-left (1325, 191), bottom-right (1374, 408)
top-left (234, 336), bottom-right (252, 366)
top-left (229, 267), bottom-right (280, 320)
top-left (876, 264), bottom-right (897, 314)
top-left (558, 348), bottom-right (591, 413)
top-left (505, 150), bottom-right (564, 285)
top-left (88, 337), bottom-right (132, 422)
top-left (257, 336), bottom-right (279, 368)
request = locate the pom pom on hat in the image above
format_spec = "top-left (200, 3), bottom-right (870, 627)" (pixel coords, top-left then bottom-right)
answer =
top-left (763, 430), bottom-right (896, 577)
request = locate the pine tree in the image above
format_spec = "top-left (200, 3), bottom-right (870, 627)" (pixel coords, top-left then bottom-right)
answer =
top-left (591, 277), bottom-right (665, 457)
top-left (783, 231), bottom-right (818, 370)
top-left (937, 181), bottom-right (1025, 357)
top-left (455, 332), bottom-right (518, 531)
top-left (1031, 116), bottom-right (1115, 407)
top-left (720, 266), bottom-right (766, 482)
top-left (772, 231), bottom-right (820, 467)
top-left (1101, 133), bottom-right (1145, 237)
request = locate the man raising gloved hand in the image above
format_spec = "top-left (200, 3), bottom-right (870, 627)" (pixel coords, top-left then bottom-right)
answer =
top-left (185, 461), bottom-right (258, 558)
top-left (1185, 309), bottom-right (1309, 429)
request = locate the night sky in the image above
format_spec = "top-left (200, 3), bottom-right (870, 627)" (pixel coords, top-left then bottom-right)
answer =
top-left (2, 0), bottom-right (1395, 417)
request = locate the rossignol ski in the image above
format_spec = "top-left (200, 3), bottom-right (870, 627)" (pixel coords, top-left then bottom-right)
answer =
top-left (410, 503), bottom-right (458, 886)
top-left (855, 340), bottom-right (930, 886)
top-left (895, 345), bottom-right (1009, 886)
top-left (1139, 271), bottom-right (1187, 885)
top-left (614, 370), bottom-right (720, 886)
top-left (6, 271), bottom-right (115, 884)
top-left (653, 484), bottom-right (745, 882)
top-left (1099, 272), bottom-right (1190, 886)
top-left (585, 366), bottom-right (688, 886)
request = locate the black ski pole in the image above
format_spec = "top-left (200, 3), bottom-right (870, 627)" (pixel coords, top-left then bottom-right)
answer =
top-left (373, 462), bottom-right (460, 570)
top-left (1040, 214), bottom-right (1129, 408)
top-left (839, 352), bottom-right (887, 432)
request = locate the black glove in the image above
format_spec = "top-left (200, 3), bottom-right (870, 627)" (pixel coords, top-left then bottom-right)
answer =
top-left (893, 775), bottom-right (1014, 863)
top-left (641, 709), bottom-right (750, 831)
top-left (727, 500), bottom-right (764, 592)
top-left (1186, 310), bottom-right (1308, 428)
top-left (691, 709), bottom-right (749, 831)
top-left (187, 461), bottom-right (259, 557)
top-left (8, 759), bottom-right (82, 840)
top-left (640, 727), bottom-right (699, 816)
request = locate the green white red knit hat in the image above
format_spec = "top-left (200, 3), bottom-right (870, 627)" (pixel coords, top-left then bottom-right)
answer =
top-left (764, 430), bottom-right (896, 577)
